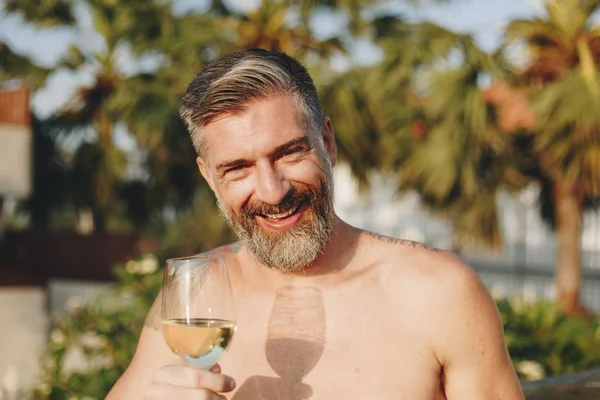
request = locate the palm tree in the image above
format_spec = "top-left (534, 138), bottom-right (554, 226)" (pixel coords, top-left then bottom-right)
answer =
top-left (319, 67), bottom-right (389, 184)
top-left (359, 17), bottom-right (523, 250)
top-left (4, 0), bottom-right (187, 232)
top-left (96, 9), bottom-right (219, 229)
top-left (314, 14), bottom-right (517, 251)
top-left (203, 0), bottom-right (350, 61)
top-left (498, 0), bottom-right (600, 314)
top-left (0, 41), bottom-right (49, 86)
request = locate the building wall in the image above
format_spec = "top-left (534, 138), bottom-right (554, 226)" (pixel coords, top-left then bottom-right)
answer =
top-left (0, 86), bottom-right (32, 199)
top-left (0, 281), bottom-right (108, 398)
top-left (0, 288), bottom-right (47, 399)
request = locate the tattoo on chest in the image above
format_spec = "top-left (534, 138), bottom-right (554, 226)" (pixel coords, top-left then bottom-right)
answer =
top-left (365, 231), bottom-right (441, 253)
top-left (143, 242), bottom-right (243, 331)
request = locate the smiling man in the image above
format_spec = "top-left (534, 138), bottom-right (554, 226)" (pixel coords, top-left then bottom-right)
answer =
top-left (107, 48), bottom-right (524, 400)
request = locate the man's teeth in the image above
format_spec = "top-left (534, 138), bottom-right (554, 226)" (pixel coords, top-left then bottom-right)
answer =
top-left (263, 206), bottom-right (298, 220)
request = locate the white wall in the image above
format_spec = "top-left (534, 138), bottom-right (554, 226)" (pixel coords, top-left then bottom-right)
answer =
top-left (0, 288), bottom-right (47, 399)
top-left (0, 280), bottom-right (108, 397)
top-left (0, 124), bottom-right (31, 198)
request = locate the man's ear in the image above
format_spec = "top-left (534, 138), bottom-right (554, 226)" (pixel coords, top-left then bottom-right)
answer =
top-left (197, 156), bottom-right (216, 193)
top-left (322, 117), bottom-right (337, 166)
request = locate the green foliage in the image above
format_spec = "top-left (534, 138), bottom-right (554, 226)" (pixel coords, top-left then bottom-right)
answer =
top-left (498, 298), bottom-right (600, 380)
top-left (497, 0), bottom-right (600, 314)
top-left (502, 0), bottom-right (600, 208)
top-left (31, 255), bottom-right (163, 400)
top-left (531, 71), bottom-right (600, 195)
top-left (3, 0), bottom-right (75, 27)
top-left (151, 191), bottom-right (237, 261)
top-left (0, 41), bottom-right (50, 87)
top-left (367, 20), bottom-right (515, 249)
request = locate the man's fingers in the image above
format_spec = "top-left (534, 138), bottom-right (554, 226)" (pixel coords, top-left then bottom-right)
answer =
top-left (210, 363), bottom-right (222, 374)
top-left (154, 364), bottom-right (236, 393)
top-left (146, 382), bottom-right (227, 400)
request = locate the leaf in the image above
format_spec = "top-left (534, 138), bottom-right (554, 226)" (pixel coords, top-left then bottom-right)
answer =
top-left (0, 41), bottom-right (51, 87)
top-left (59, 44), bottom-right (88, 70)
top-left (4, 0), bottom-right (75, 27)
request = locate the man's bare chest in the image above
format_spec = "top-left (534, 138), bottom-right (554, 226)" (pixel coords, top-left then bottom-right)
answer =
top-left (220, 285), bottom-right (445, 400)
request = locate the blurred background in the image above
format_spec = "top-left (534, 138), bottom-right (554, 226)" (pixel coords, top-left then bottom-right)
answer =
top-left (0, 0), bottom-right (599, 398)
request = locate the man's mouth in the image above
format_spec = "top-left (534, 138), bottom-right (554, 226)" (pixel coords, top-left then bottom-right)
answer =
top-left (254, 201), bottom-right (307, 231)
top-left (261, 204), bottom-right (301, 220)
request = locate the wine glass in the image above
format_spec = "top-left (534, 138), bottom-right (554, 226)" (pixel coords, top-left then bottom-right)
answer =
top-left (161, 255), bottom-right (236, 369)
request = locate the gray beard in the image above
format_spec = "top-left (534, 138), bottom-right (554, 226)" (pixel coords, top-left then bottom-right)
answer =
top-left (215, 163), bottom-right (335, 273)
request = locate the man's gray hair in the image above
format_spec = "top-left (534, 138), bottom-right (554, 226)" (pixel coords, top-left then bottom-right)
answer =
top-left (179, 48), bottom-right (325, 155)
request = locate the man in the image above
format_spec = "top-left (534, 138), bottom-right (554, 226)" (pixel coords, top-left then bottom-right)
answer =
top-left (107, 48), bottom-right (524, 400)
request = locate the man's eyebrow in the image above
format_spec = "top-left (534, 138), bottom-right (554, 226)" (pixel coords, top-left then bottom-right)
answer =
top-left (214, 137), bottom-right (311, 173)
top-left (215, 158), bottom-right (251, 173)
top-left (270, 137), bottom-right (311, 157)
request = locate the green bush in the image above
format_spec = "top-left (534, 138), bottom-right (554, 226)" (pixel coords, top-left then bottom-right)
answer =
top-left (31, 262), bottom-right (600, 398)
top-left (498, 298), bottom-right (600, 380)
top-left (31, 254), bottom-right (163, 400)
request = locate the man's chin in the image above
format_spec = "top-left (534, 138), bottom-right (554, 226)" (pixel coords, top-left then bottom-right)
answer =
top-left (258, 254), bottom-right (317, 274)
top-left (245, 234), bottom-right (323, 273)
top-left (233, 207), bottom-right (332, 272)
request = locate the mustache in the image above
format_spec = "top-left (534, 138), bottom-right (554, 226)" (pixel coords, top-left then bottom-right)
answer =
top-left (242, 188), bottom-right (313, 217)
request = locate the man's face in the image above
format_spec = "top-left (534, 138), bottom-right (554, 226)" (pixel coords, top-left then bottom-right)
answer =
top-left (197, 95), bottom-right (337, 272)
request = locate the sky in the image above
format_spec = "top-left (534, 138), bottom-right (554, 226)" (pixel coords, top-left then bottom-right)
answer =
top-left (0, 0), bottom-right (543, 119)
top-left (404, 0), bottom-right (543, 50)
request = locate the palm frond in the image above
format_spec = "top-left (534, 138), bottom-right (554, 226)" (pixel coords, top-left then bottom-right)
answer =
top-left (3, 0), bottom-right (75, 27)
top-left (0, 41), bottom-right (50, 87)
top-left (531, 69), bottom-right (600, 197)
top-left (504, 19), bottom-right (566, 50)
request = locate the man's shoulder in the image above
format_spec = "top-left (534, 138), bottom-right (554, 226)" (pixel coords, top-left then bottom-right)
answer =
top-left (197, 241), bottom-right (244, 256)
top-left (361, 230), bottom-right (462, 275)
top-left (363, 231), bottom-right (482, 298)
top-left (366, 232), bottom-right (498, 345)
top-left (362, 230), bottom-right (444, 255)
top-left (370, 232), bottom-right (496, 331)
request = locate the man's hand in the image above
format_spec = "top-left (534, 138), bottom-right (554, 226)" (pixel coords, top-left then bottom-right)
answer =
top-left (144, 363), bottom-right (236, 399)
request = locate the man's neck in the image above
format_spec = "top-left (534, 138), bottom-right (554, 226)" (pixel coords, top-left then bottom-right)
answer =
top-left (237, 216), bottom-right (362, 288)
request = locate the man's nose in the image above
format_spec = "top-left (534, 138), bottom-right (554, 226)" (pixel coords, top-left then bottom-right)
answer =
top-left (254, 161), bottom-right (290, 205)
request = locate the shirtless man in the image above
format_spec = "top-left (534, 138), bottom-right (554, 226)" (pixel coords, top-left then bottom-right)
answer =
top-left (107, 48), bottom-right (524, 400)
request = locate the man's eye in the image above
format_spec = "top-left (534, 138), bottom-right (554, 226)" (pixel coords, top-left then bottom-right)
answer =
top-left (226, 165), bottom-right (246, 173)
top-left (282, 147), bottom-right (304, 157)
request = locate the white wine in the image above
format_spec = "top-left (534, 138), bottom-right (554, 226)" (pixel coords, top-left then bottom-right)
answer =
top-left (162, 318), bottom-right (236, 367)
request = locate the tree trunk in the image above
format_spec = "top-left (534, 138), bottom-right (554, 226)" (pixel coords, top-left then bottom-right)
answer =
top-left (554, 182), bottom-right (585, 316)
top-left (93, 112), bottom-right (112, 234)
top-left (92, 208), bottom-right (105, 234)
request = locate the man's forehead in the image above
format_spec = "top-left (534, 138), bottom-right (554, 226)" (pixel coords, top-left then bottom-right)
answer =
top-left (200, 96), bottom-right (313, 162)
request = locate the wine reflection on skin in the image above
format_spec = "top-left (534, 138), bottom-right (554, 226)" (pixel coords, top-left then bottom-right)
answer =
top-left (232, 286), bottom-right (326, 400)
